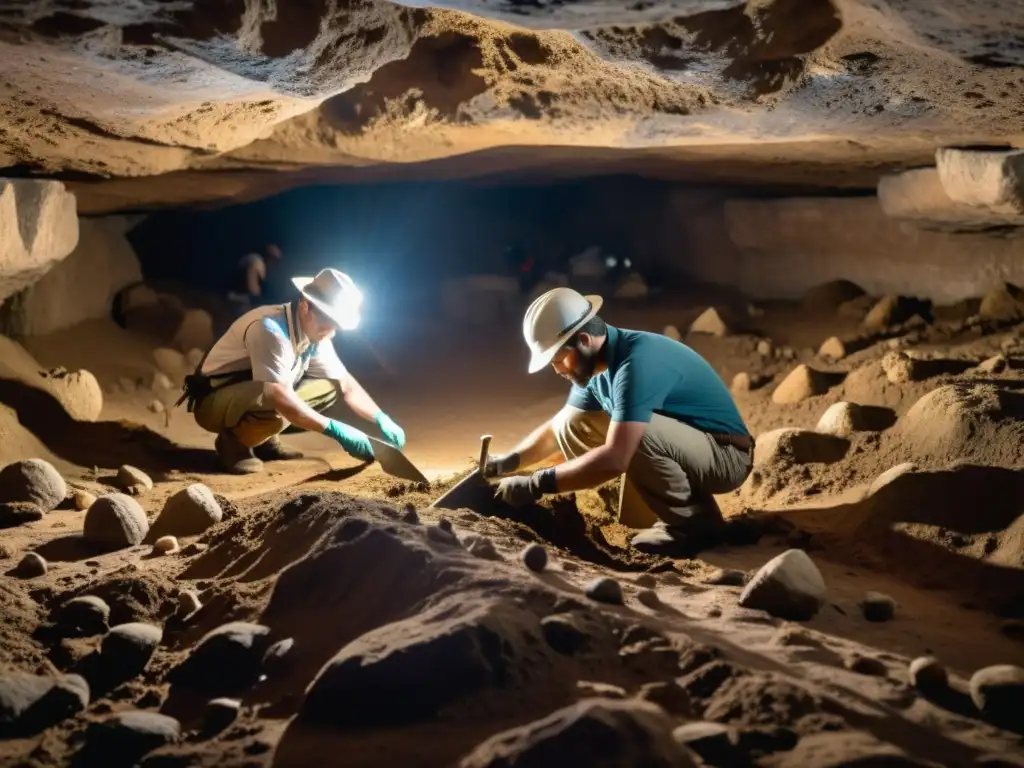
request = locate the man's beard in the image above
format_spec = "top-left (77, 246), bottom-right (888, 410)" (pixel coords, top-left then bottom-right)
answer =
top-left (566, 345), bottom-right (600, 387)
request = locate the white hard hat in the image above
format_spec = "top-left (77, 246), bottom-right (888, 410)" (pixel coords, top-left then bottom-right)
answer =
top-left (522, 287), bottom-right (604, 373)
top-left (291, 268), bottom-right (364, 330)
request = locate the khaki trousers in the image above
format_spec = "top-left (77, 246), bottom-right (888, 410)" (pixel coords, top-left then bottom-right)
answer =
top-left (193, 378), bottom-right (338, 448)
top-left (552, 408), bottom-right (753, 530)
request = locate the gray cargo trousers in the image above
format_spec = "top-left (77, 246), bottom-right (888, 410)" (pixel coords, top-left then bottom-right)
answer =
top-left (552, 407), bottom-right (753, 531)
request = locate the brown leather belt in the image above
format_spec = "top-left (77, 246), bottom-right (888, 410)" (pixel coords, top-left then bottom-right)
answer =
top-left (708, 432), bottom-right (755, 453)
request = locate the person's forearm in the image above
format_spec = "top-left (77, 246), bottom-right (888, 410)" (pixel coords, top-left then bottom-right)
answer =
top-left (549, 446), bottom-right (623, 492)
top-left (508, 419), bottom-right (561, 469)
top-left (269, 387), bottom-right (330, 433)
top-left (341, 376), bottom-right (382, 421)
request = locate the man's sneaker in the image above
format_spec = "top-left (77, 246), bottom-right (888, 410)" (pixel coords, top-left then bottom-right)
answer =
top-left (215, 431), bottom-right (264, 475)
top-left (630, 520), bottom-right (720, 557)
top-left (253, 435), bottom-right (304, 462)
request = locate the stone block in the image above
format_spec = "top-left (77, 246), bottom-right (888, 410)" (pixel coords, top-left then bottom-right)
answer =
top-left (936, 148), bottom-right (1024, 215)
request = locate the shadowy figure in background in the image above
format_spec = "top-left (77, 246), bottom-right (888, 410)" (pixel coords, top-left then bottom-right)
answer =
top-left (226, 244), bottom-right (284, 319)
top-left (504, 242), bottom-right (546, 294)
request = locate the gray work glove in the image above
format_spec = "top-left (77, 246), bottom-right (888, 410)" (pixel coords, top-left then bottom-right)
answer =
top-left (495, 475), bottom-right (543, 507)
top-left (483, 451), bottom-right (520, 478)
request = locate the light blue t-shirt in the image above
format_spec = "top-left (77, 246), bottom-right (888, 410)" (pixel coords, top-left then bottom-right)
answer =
top-left (566, 326), bottom-right (749, 436)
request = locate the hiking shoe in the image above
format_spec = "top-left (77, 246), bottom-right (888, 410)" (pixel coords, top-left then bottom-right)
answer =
top-left (253, 435), bottom-right (303, 462)
top-left (215, 431), bottom-right (264, 475)
top-left (630, 521), bottom-right (719, 557)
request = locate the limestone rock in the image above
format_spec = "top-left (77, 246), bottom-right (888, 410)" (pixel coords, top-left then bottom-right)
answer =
top-left (754, 428), bottom-right (849, 467)
top-left (0, 501), bottom-right (44, 529)
top-left (153, 347), bottom-right (186, 379)
top-left (662, 324), bottom-right (681, 342)
top-left (0, 179), bottom-right (79, 304)
top-left (815, 402), bottom-right (896, 438)
top-left (303, 598), bottom-right (538, 727)
top-left (585, 577), bottom-right (624, 605)
top-left (689, 307), bottom-right (730, 337)
top-left (459, 698), bottom-right (689, 768)
top-left (739, 549), bottom-right (826, 621)
top-left (71, 489), bottom-right (96, 510)
top-left (149, 483), bottom-right (222, 540)
top-left (881, 350), bottom-right (916, 383)
top-left (802, 280), bottom-right (866, 310)
top-left (99, 623), bottom-right (163, 682)
top-left (56, 596), bottom-right (110, 638)
top-left (0, 671), bottom-right (89, 737)
top-left (521, 543), bottom-right (547, 572)
top-left (979, 283), bottom-right (1024, 321)
top-left (80, 710), bottom-right (180, 765)
top-left (16, 552), bottom-right (47, 578)
top-left (863, 295), bottom-right (931, 331)
top-left (909, 657), bottom-right (948, 691)
top-left (541, 614), bottom-right (590, 656)
top-left (936, 148), bottom-right (1024, 214)
top-left (83, 494), bottom-right (149, 550)
top-left (44, 368), bottom-right (104, 422)
top-left (771, 365), bottom-right (839, 404)
top-left (172, 621), bottom-right (271, 690)
top-left (860, 591), bottom-right (897, 622)
top-left (153, 535), bottom-right (179, 555)
top-left (977, 355), bottom-right (1008, 374)
top-left (115, 465), bottom-right (153, 495)
top-left (969, 665), bottom-right (1024, 724)
top-left (172, 308), bottom-right (214, 353)
top-left (0, 458), bottom-right (67, 512)
top-left (817, 336), bottom-right (847, 360)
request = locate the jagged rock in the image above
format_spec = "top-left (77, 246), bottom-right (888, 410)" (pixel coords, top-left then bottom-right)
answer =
top-left (739, 549), bottom-right (826, 621)
top-left (172, 621), bottom-right (271, 690)
top-left (802, 280), bottom-right (866, 310)
top-left (756, 339), bottom-right (773, 357)
top-left (585, 577), bottom-right (623, 605)
top-left (97, 623), bottom-right (163, 684)
top-left (303, 598), bottom-right (538, 727)
top-left (860, 591), bottom-right (896, 622)
top-left (863, 295), bottom-right (930, 331)
top-left (978, 355), bottom-right (1008, 374)
top-left (662, 324), bottom-right (682, 342)
top-left (970, 665), bottom-right (1024, 724)
top-left (71, 489), bottom-right (96, 510)
top-left (0, 501), bottom-right (44, 529)
top-left (115, 465), bottom-right (153, 495)
top-left (754, 428), bottom-right (849, 467)
top-left (79, 711), bottom-right (180, 765)
top-left (148, 484), bottom-right (222, 540)
top-left (0, 458), bottom-right (67, 512)
top-left (152, 347), bottom-right (186, 379)
top-left (56, 596), bottom-right (110, 638)
top-left (83, 494), bottom-right (149, 550)
top-left (817, 336), bottom-right (847, 360)
top-left (521, 543), bottom-right (547, 572)
top-left (689, 307), bottom-right (730, 337)
top-left (202, 698), bottom-right (241, 736)
top-left (979, 283), bottom-right (1024, 321)
top-left (637, 681), bottom-right (693, 716)
top-left (459, 698), bottom-right (689, 768)
top-left (153, 535), bottom-right (179, 555)
top-left (771, 365), bottom-right (840, 404)
top-left (909, 657), bottom-right (948, 691)
top-left (16, 552), bottom-right (47, 578)
top-left (881, 350), bottom-right (916, 383)
top-left (0, 671), bottom-right (89, 737)
top-left (172, 308), bottom-right (214, 352)
top-left (815, 402), bottom-right (896, 438)
top-left (541, 614), bottom-right (590, 655)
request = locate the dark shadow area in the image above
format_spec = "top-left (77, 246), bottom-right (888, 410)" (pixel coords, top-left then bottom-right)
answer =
top-left (0, 378), bottom-right (214, 474)
top-left (34, 535), bottom-right (100, 563)
top-left (304, 465), bottom-right (374, 484)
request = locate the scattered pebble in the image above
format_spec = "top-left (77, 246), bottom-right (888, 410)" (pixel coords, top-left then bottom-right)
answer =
top-left (636, 589), bottom-right (660, 609)
top-left (401, 505), bottom-right (419, 524)
top-left (909, 656), bottom-right (948, 691)
top-left (689, 307), bottom-right (730, 337)
top-left (704, 568), bottom-right (746, 587)
top-left (80, 710), bottom-right (180, 764)
top-left (115, 465), bottom-right (153, 495)
top-left (969, 664), bottom-right (1024, 724)
top-left (739, 549), bottom-right (826, 621)
top-left (860, 591), bottom-right (897, 622)
top-left (585, 577), bottom-right (623, 605)
top-left (83, 494), bottom-right (149, 550)
top-left (100, 623), bottom-right (163, 681)
top-left (464, 535), bottom-right (501, 561)
top-left (847, 654), bottom-right (888, 677)
top-left (540, 614), bottom-right (590, 655)
top-left (0, 458), bottom-right (67, 512)
top-left (634, 573), bottom-right (657, 588)
top-left (57, 596), bottom-right (110, 637)
top-left (16, 552), bottom-right (47, 578)
top-left (147, 400), bottom-right (165, 414)
top-left (437, 518), bottom-right (453, 533)
top-left (153, 535), bottom-right (180, 555)
top-left (756, 339), bottom-right (773, 357)
top-left (203, 698), bottom-right (241, 735)
top-left (818, 336), bottom-right (847, 360)
top-left (71, 489), bottom-right (96, 510)
top-left (521, 543), bottom-right (548, 572)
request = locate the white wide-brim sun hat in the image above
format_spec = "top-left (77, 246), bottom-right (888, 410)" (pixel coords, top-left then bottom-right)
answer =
top-left (523, 287), bottom-right (604, 373)
top-left (291, 268), bottom-right (364, 331)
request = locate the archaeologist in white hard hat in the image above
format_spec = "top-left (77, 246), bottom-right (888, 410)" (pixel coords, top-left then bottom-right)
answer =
top-left (485, 287), bottom-right (754, 556)
top-left (177, 268), bottom-right (406, 474)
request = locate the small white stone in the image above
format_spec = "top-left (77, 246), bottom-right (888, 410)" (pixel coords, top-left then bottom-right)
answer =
top-left (153, 535), bottom-right (180, 555)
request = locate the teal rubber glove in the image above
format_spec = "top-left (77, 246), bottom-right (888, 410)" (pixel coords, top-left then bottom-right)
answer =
top-left (324, 419), bottom-right (374, 462)
top-left (375, 411), bottom-right (406, 450)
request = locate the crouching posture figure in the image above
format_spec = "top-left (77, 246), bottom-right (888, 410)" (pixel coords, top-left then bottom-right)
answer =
top-left (178, 268), bottom-right (405, 474)
top-left (486, 287), bottom-right (753, 555)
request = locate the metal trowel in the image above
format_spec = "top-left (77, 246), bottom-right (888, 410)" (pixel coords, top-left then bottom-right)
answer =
top-left (367, 436), bottom-right (429, 484)
top-left (429, 434), bottom-right (497, 510)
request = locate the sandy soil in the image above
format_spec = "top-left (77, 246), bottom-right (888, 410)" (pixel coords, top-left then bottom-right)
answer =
top-left (0, 287), bottom-right (1022, 766)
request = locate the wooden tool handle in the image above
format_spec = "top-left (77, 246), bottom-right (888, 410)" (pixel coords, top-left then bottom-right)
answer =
top-left (477, 434), bottom-right (493, 474)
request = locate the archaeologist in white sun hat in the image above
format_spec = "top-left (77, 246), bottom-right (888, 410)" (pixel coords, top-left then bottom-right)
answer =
top-left (177, 268), bottom-right (406, 474)
top-left (485, 287), bottom-right (754, 556)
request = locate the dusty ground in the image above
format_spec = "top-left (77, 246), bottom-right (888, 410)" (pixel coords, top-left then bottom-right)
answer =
top-left (0, 287), bottom-right (1023, 766)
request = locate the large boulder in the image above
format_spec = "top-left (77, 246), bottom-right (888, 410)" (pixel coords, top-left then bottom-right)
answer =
top-left (459, 698), bottom-right (691, 768)
top-left (148, 484), bottom-right (222, 540)
top-left (0, 458), bottom-right (67, 512)
top-left (739, 549), bottom-right (826, 621)
top-left (936, 148), bottom-right (1024, 215)
top-left (83, 494), bottom-right (149, 550)
top-left (303, 597), bottom-right (539, 727)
